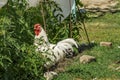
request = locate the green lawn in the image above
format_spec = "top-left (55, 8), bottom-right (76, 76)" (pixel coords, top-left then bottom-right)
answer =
top-left (1, 1), bottom-right (120, 80)
top-left (53, 12), bottom-right (120, 80)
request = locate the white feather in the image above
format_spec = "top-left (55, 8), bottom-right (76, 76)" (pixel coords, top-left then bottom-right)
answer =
top-left (57, 42), bottom-right (74, 55)
top-left (34, 25), bottom-right (78, 68)
top-left (35, 27), bottom-right (49, 44)
top-left (58, 38), bottom-right (78, 48)
top-left (53, 46), bottom-right (65, 61)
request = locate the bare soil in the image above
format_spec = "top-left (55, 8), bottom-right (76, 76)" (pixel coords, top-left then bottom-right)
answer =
top-left (81, 0), bottom-right (118, 9)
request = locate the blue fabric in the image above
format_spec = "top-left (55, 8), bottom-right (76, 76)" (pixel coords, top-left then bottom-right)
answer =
top-left (71, 0), bottom-right (76, 15)
top-left (71, 0), bottom-right (76, 21)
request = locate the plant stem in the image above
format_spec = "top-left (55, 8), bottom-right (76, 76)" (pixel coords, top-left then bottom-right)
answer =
top-left (69, 0), bottom-right (72, 38)
top-left (40, 1), bottom-right (46, 32)
top-left (82, 20), bottom-right (91, 46)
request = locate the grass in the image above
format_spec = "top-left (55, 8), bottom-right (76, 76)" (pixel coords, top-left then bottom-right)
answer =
top-left (53, 12), bottom-right (120, 80)
top-left (1, 1), bottom-right (120, 80)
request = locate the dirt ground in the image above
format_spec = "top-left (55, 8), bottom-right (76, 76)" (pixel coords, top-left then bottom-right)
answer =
top-left (80, 0), bottom-right (118, 9)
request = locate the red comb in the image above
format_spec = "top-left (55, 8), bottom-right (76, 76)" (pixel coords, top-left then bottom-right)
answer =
top-left (34, 23), bottom-right (41, 36)
top-left (34, 23), bottom-right (41, 28)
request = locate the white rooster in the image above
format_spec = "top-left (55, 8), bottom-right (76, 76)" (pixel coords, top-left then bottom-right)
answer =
top-left (34, 23), bottom-right (78, 68)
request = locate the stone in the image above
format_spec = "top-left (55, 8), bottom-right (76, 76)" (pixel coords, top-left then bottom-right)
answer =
top-left (118, 46), bottom-right (120, 48)
top-left (100, 42), bottom-right (112, 47)
top-left (44, 71), bottom-right (58, 80)
top-left (80, 55), bottom-right (96, 64)
top-left (116, 66), bottom-right (120, 71)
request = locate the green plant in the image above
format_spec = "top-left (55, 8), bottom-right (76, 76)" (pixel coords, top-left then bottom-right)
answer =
top-left (36, 0), bottom-right (84, 43)
top-left (0, 0), bottom-right (45, 80)
top-left (53, 11), bottom-right (120, 80)
top-left (0, 0), bottom-right (89, 79)
top-left (39, 0), bottom-right (67, 43)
